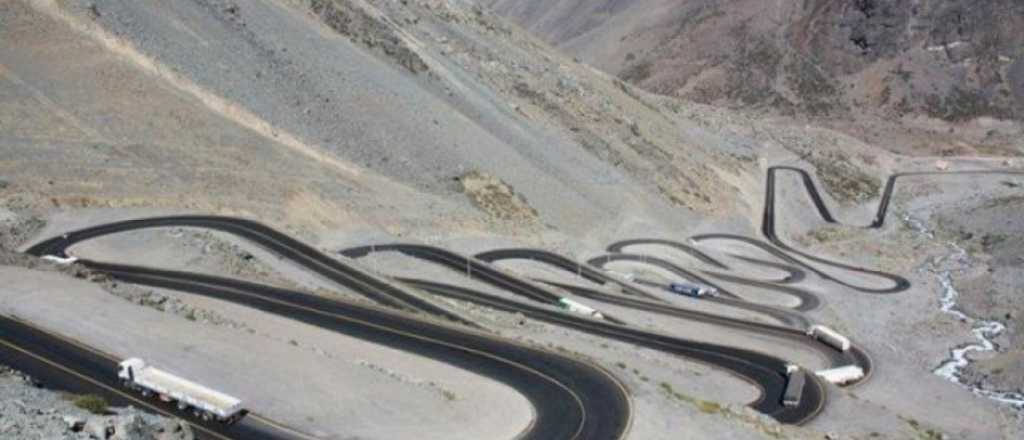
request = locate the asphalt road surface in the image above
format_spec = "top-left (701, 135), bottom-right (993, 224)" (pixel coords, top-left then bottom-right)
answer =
top-left (470, 248), bottom-right (870, 383)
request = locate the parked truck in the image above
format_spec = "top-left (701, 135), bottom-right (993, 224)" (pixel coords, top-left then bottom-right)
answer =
top-left (557, 298), bottom-right (605, 319)
top-left (815, 365), bottom-right (864, 386)
top-left (806, 325), bottom-right (851, 352)
top-left (667, 281), bottom-right (717, 298)
top-left (118, 358), bottom-right (245, 424)
top-left (782, 364), bottom-right (806, 408)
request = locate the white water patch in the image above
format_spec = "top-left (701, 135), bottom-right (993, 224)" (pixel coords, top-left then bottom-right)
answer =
top-left (905, 214), bottom-right (1024, 411)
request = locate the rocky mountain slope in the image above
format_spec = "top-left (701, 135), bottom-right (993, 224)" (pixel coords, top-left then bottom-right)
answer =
top-left (479, 0), bottom-right (1024, 155)
top-left (4, 1), bottom-right (1024, 439)
top-left (0, 0), bottom-right (777, 243)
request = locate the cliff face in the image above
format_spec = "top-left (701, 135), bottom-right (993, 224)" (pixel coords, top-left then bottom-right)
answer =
top-left (480, 0), bottom-right (1024, 123)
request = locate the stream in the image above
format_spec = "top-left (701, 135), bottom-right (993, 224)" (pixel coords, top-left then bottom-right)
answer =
top-left (904, 214), bottom-right (1024, 412)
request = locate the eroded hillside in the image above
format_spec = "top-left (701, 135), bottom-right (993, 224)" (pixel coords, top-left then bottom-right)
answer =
top-left (481, 0), bottom-right (1024, 156)
top-left (1, 0), bottom-right (805, 240)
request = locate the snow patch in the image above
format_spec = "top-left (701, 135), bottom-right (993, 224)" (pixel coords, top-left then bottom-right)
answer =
top-left (926, 41), bottom-right (968, 52)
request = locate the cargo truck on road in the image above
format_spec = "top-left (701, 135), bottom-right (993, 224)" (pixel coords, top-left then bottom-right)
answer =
top-left (118, 358), bottom-right (245, 424)
top-left (668, 281), bottom-right (717, 298)
top-left (807, 325), bottom-right (851, 352)
top-left (815, 365), bottom-right (865, 386)
top-left (557, 298), bottom-right (605, 319)
top-left (782, 364), bottom-right (806, 408)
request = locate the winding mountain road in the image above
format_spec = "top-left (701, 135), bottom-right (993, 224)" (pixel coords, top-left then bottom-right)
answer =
top-left (755, 167), bottom-right (1024, 294)
top-left (18, 217), bottom-right (632, 440)
top-left (342, 243), bottom-right (827, 424)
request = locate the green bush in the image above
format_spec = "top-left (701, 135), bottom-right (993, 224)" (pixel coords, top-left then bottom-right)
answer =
top-left (72, 394), bottom-right (109, 414)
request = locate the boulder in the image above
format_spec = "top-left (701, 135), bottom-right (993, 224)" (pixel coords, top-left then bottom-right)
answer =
top-left (84, 416), bottom-right (112, 439)
top-left (62, 415), bottom-right (86, 432)
top-left (111, 413), bottom-right (145, 440)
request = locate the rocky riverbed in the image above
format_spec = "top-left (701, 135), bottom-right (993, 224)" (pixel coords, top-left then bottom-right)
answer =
top-left (906, 213), bottom-right (1024, 414)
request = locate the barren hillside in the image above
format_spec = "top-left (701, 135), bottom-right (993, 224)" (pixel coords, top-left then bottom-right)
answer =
top-left (480, 0), bottom-right (1024, 156)
top-left (0, 0), bottom-right (796, 242)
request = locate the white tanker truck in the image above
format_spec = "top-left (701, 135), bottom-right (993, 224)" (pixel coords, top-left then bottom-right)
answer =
top-left (815, 365), bottom-right (865, 386)
top-left (118, 358), bottom-right (245, 424)
top-left (557, 298), bottom-right (605, 319)
top-left (782, 364), bottom-right (806, 407)
top-left (41, 255), bottom-right (78, 265)
top-left (806, 325), bottom-right (851, 352)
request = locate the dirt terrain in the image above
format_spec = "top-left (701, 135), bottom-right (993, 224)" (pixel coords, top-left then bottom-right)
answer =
top-left (1, 0), bottom-right (1023, 439)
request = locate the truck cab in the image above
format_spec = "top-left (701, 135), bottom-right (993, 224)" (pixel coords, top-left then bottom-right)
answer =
top-left (118, 358), bottom-right (146, 383)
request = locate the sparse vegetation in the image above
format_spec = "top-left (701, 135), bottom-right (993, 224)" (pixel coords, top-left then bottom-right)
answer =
top-left (457, 171), bottom-right (539, 224)
top-left (903, 416), bottom-right (946, 440)
top-left (784, 57), bottom-right (840, 116)
top-left (71, 394), bottom-right (109, 415)
top-left (799, 224), bottom-right (860, 246)
top-left (619, 61), bottom-right (653, 83)
top-left (306, 0), bottom-right (429, 74)
top-left (803, 150), bottom-right (880, 204)
top-left (658, 382), bottom-right (723, 415)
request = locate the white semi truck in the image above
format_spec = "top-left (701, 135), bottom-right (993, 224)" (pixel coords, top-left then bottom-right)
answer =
top-left (782, 364), bottom-right (806, 407)
top-left (806, 325), bottom-right (851, 352)
top-left (118, 358), bottom-right (245, 424)
top-left (558, 298), bottom-right (605, 319)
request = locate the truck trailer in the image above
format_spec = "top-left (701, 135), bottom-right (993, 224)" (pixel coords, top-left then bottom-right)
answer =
top-left (118, 358), bottom-right (244, 423)
top-left (40, 255), bottom-right (78, 265)
top-left (807, 325), bottom-right (851, 352)
top-left (815, 365), bottom-right (865, 386)
top-left (557, 298), bottom-right (605, 319)
top-left (782, 364), bottom-right (806, 408)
